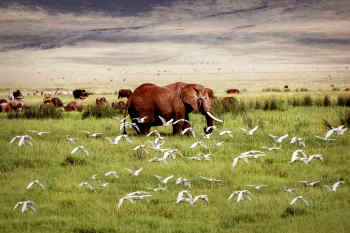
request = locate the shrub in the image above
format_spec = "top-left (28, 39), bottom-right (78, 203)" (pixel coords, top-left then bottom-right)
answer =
top-left (302, 96), bottom-right (313, 106)
top-left (82, 105), bottom-right (123, 119)
top-left (7, 106), bottom-right (63, 119)
top-left (337, 95), bottom-right (350, 107)
top-left (332, 87), bottom-right (341, 91)
top-left (323, 95), bottom-right (332, 106)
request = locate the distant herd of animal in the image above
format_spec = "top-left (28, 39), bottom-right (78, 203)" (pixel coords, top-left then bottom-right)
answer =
top-left (0, 85), bottom-right (242, 113)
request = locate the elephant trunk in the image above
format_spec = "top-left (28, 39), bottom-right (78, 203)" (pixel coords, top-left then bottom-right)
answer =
top-left (198, 97), bottom-right (223, 133)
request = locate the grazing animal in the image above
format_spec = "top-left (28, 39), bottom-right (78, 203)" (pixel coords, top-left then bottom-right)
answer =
top-left (226, 89), bottom-right (240, 94)
top-left (73, 89), bottom-right (89, 99)
top-left (8, 100), bottom-right (26, 110)
top-left (118, 89), bottom-right (133, 99)
top-left (220, 97), bottom-right (239, 104)
top-left (205, 88), bottom-right (216, 100)
top-left (0, 99), bottom-right (7, 104)
top-left (126, 82), bottom-right (222, 135)
top-left (96, 97), bottom-right (109, 106)
top-left (0, 102), bottom-right (11, 112)
top-left (13, 90), bottom-right (24, 100)
top-left (112, 101), bottom-right (126, 109)
top-left (40, 97), bottom-right (64, 109)
top-left (344, 88), bottom-right (350, 92)
top-left (64, 101), bottom-right (83, 112)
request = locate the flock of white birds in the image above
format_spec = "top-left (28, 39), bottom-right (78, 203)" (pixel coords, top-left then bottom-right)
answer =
top-left (9, 116), bottom-right (347, 213)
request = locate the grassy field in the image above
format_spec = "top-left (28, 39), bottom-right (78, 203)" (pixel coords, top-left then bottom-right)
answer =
top-left (0, 94), bottom-right (349, 233)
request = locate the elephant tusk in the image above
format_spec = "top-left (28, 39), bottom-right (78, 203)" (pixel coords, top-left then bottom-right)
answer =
top-left (206, 112), bottom-right (223, 123)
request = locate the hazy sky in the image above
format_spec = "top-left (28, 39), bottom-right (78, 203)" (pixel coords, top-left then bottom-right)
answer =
top-left (0, 0), bottom-right (349, 85)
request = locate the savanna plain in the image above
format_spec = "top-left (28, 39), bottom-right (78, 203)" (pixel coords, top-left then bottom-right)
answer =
top-left (1, 86), bottom-right (350, 233)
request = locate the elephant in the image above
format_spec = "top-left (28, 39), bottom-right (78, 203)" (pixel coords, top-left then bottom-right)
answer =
top-left (64, 101), bottom-right (83, 112)
top-left (125, 82), bottom-right (223, 135)
top-left (205, 88), bottom-right (216, 100)
top-left (0, 102), bottom-right (11, 112)
top-left (118, 89), bottom-right (133, 99)
top-left (226, 89), bottom-right (240, 94)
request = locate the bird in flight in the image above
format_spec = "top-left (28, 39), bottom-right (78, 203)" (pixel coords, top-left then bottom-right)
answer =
top-left (219, 130), bottom-right (233, 137)
top-left (228, 190), bottom-right (252, 202)
top-left (289, 196), bottom-right (309, 206)
top-left (159, 116), bottom-right (174, 126)
top-left (245, 184), bottom-right (268, 190)
top-left (190, 141), bottom-right (208, 149)
top-left (105, 171), bottom-right (119, 179)
top-left (117, 191), bottom-right (152, 208)
top-left (105, 135), bottom-right (132, 144)
top-left (27, 130), bottom-right (49, 136)
top-left (13, 200), bottom-right (36, 213)
top-left (154, 175), bottom-right (174, 184)
top-left (125, 167), bottom-right (143, 176)
top-left (182, 127), bottom-right (196, 137)
top-left (26, 180), bottom-right (45, 190)
top-left (10, 135), bottom-right (33, 147)
top-left (176, 190), bottom-right (208, 205)
top-left (269, 134), bottom-right (289, 144)
top-left (82, 131), bottom-right (104, 137)
top-left (298, 180), bottom-right (320, 187)
top-left (71, 146), bottom-right (89, 156)
top-left (200, 176), bottom-right (224, 183)
top-left (324, 181), bottom-right (344, 192)
top-left (240, 126), bottom-right (259, 135)
top-left (65, 135), bottom-right (77, 143)
top-left (173, 119), bottom-right (190, 125)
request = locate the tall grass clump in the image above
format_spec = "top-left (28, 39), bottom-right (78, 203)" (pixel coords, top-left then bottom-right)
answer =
top-left (7, 106), bottom-right (63, 119)
top-left (82, 105), bottom-right (123, 119)
top-left (212, 98), bottom-right (241, 115)
top-left (323, 95), bottom-right (332, 106)
top-left (302, 95), bottom-right (313, 106)
top-left (337, 95), bottom-right (350, 107)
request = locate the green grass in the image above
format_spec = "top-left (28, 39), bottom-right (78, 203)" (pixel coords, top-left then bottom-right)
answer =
top-left (0, 95), bottom-right (349, 233)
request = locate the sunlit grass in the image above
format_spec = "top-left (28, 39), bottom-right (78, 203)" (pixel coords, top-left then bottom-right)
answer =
top-left (0, 95), bottom-right (349, 233)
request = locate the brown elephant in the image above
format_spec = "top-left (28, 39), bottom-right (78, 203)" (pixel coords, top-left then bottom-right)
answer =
top-left (0, 99), bottom-right (7, 104)
top-left (96, 97), bottom-right (109, 106)
top-left (112, 101), bottom-right (126, 109)
top-left (64, 101), bottom-right (83, 112)
top-left (118, 89), bottom-right (132, 99)
top-left (126, 82), bottom-right (222, 135)
top-left (205, 88), bottom-right (216, 100)
top-left (8, 100), bottom-right (26, 110)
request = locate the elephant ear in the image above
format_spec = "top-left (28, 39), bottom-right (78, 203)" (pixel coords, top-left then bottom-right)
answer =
top-left (181, 85), bottom-right (200, 113)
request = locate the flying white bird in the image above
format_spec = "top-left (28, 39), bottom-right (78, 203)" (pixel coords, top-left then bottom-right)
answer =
top-left (200, 176), bottom-right (224, 183)
top-left (82, 131), bottom-right (104, 137)
top-left (203, 133), bottom-right (212, 139)
top-left (105, 171), bottom-right (119, 179)
top-left (290, 196), bottom-right (309, 206)
top-left (26, 180), bottom-right (45, 190)
top-left (27, 130), bottom-right (49, 136)
top-left (79, 182), bottom-right (94, 190)
top-left (176, 177), bottom-right (192, 188)
top-left (154, 175), bottom-right (174, 184)
top-left (333, 125), bottom-right (348, 135)
top-left (219, 130), bottom-right (233, 137)
top-left (215, 141), bottom-right (224, 147)
top-left (290, 149), bottom-right (307, 163)
top-left (324, 181), bottom-right (344, 192)
top-left (315, 135), bottom-right (336, 141)
top-left (162, 149), bottom-right (183, 160)
top-left (105, 135), bottom-right (132, 145)
top-left (147, 130), bottom-right (161, 137)
top-left (269, 134), bottom-right (289, 143)
top-left (240, 126), bottom-right (259, 135)
top-left (148, 157), bottom-right (168, 165)
top-left (299, 180), bottom-right (320, 187)
top-left (133, 116), bottom-right (147, 123)
top-left (117, 191), bottom-right (152, 208)
top-left (71, 146), bottom-right (89, 156)
top-left (65, 135), bottom-right (77, 143)
top-left (245, 184), bottom-right (268, 190)
top-left (182, 127), bottom-right (196, 137)
top-left (148, 140), bottom-right (165, 151)
top-left (302, 154), bottom-right (324, 164)
top-left (176, 190), bottom-right (208, 205)
top-left (190, 141), bottom-right (208, 149)
top-left (100, 183), bottom-right (110, 187)
top-left (290, 137), bottom-right (306, 147)
top-left (91, 174), bottom-right (97, 180)
top-left (133, 145), bottom-right (149, 154)
top-left (125, 167), bottom-right (143, 176)
top-left (262, 146), bottom-right (280, 151)
top-left (284, 187), bottom-right (295, 193)
top-left (147, 185), bottom-right (167, 192)
top-left (10, 135), bottom-right (33, 147)
top-left (120, 122), bottom-right (140, 133)
top-left (232, 155), bottom-right (249, 168)
top-left (173, 119), bottom-right (190, 125)
top-left (159, 116), bottom-right (174, 126)
top-left (13, 200), bottom-right (36, 213)
top-left (228, 190), bottom-right (252, 202)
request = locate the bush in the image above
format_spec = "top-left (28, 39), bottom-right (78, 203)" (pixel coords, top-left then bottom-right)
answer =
top-left (82, 105), bottom-right (123, 119)
top-left (337, 95), bottom-right (350, 107)
top-left (302, 96), bottom-right (313, 106)
top-left (323, 95), bottom-right (332, 106)
top-left (7, 106), bottom-right (63, 119)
